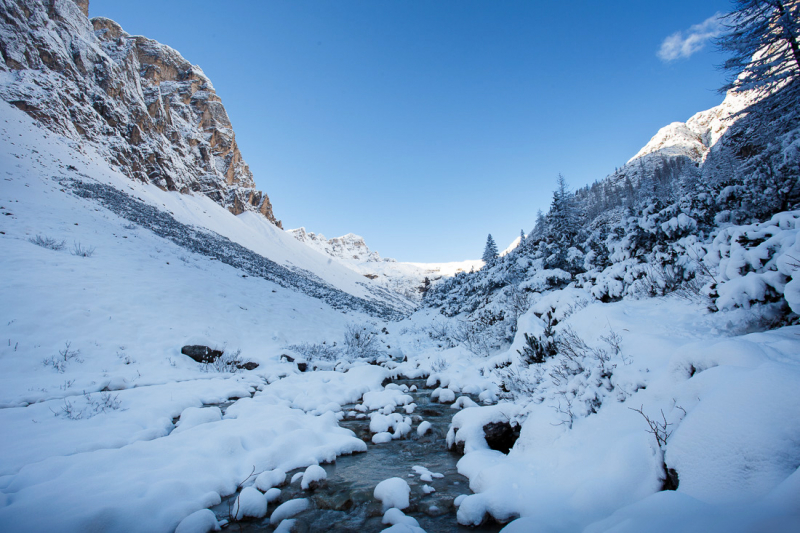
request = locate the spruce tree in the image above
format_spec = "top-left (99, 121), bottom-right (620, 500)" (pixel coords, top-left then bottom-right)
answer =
top-left (482, 234), bottom-right (499, 264)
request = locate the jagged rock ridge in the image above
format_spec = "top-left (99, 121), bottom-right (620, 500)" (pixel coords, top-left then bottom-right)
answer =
top-left (288, 227), bottom-right (388, 263)
top-left (0, 0), bottom-right (280, 225)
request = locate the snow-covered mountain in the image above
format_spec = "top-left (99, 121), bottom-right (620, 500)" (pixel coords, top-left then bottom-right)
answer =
top-left (288, 227), bottom-right (483, 300)
top-left (606, 88), bottom-right (757, 188)
top-left (288, 228), bottom-right (385, 263)
top-left (0, 0), bottom-right (279, 223)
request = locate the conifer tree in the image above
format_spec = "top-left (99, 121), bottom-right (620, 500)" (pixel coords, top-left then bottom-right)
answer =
top-left (549, 174), bottom-right (578, 242)
top-left (482, 234), bottom-right (499, 264)
top-left (717, 0), bottom-right (800, 93)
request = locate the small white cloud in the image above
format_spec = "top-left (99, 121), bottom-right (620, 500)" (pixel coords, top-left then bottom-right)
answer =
top-left (658, 13), bottom-right (724, 62)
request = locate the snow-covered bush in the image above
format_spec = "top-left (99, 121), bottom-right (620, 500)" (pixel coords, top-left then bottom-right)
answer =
top-left (704, 210), bottom-right (800, 318)
top-left (498, 323), bottom-right (635, 428)
top-left (516, 311), bottom-right (556, 365)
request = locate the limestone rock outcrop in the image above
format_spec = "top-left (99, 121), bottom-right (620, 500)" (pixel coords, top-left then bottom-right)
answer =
top-left (288, 227), bottom-right (385, 263)
top-left (0, 0), bottom-right (280, 225)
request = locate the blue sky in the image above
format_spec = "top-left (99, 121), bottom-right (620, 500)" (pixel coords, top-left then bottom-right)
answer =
top-left (91, 0), bottom-right (732, 262)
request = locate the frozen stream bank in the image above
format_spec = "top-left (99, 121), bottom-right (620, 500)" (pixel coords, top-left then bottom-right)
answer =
top-left (213, 379), bottom-right (502, 533)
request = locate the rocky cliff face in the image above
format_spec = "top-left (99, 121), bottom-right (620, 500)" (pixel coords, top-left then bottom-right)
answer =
top-left (0, 0), bottom-right (280, 225)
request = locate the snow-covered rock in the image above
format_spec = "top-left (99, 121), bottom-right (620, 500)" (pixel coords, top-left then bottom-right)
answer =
top-left (255, 469), bottom-right (287, 492)
top-left (232, 487), bottom-right (267, 520)
top-left (374, 477), bottom-right (411, 510)
top-left (288, 228), bottom-right (383, 262)
top-left (300, 464), bottom-right (327, 490)
top-left (269, 498), bottom-right (310, 526)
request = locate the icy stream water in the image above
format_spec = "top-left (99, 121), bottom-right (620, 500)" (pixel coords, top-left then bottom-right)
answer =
top-left (213, 379), bottom-right (503, 533)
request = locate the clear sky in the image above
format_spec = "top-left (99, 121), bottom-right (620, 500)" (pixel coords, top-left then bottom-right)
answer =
top-left (91, 0), bottom-right (732, 262)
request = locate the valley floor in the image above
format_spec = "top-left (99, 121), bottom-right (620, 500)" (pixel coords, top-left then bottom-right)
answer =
top-left (1, 102), bottom-right (799, 533)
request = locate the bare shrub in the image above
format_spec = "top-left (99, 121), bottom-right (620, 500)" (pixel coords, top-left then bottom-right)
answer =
top-left (451, 319), bottom-right (493, 357)
top-left (504, 285), bottom-right (533, 323)
top-left (43, 342), bottom-right (83, 373)
top-left (50, 391), bottom-right (123, 420)
top-left (71, 242), bottom-right (95, 257)
top-left (201, 349), bottom-right (244, 373)
top-left (286, 342), bottom-right (339, 361)
top-left (425, 320), bottom-right (456, 349)
top-left (629, 405), bottom-right (673, 448)
top-left (430, 357), bottom-right (447, 372)
top-left (343, 323), bottom-right (381, 358)
top-left (29, 235), bottom-right (65, 251)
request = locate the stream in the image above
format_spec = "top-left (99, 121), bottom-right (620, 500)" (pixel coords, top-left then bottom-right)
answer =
top-left (212, 378), bottom-right (503, 533)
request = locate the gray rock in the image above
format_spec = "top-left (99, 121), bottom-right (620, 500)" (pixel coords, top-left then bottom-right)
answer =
top-left (180, 345), bottom-right (223, 363)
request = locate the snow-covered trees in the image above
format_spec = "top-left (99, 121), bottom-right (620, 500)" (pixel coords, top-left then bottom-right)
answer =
top-left (482, 234), bottom-right (499, 264)
top-left (717, 0), bottom-right (800, 92)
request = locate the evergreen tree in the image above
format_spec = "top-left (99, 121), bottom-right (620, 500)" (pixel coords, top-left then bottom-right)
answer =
top-left (482, 234), bottom-right (499, 264)
top-left (549, 174), bottom-right (578, 242)
top-left (717, 0), bottom-right (800, 93)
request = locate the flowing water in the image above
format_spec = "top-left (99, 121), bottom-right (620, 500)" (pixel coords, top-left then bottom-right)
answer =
top-left (213, 379), bottom-right (503, 532)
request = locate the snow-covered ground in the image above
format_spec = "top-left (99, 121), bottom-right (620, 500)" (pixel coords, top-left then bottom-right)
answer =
top-left (1, 83), bottom-right (799, 533)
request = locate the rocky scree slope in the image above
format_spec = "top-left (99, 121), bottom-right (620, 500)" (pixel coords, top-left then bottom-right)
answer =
top-left (0, 0), bottom-right (280, 224)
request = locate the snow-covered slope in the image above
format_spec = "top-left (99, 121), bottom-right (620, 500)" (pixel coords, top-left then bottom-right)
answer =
top-left (500, 235), bottom-right (523, 257)
top-left (0, 101), bottom-right (413, 318)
